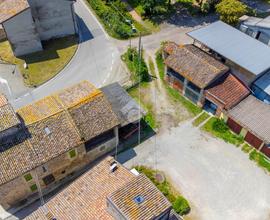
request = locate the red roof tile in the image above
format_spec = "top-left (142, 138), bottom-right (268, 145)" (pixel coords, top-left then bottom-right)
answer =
top-left (205, 73), bottom-right (250, 110)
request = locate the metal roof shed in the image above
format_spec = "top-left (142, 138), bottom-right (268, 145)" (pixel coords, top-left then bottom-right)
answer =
top-left (188, 21), bottom-right (270, 76)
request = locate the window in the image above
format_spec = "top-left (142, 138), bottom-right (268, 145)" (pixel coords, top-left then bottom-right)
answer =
top-left (43, 174), bottom-right (55, 186)
top-left (30, 184), bottom-right (38, 192)
top-left (24, 173), bottom-right (33, 182)
top-left (68, 149), bottom-right (77, 159)
top-left (85, 130), bottom-right (115, 152)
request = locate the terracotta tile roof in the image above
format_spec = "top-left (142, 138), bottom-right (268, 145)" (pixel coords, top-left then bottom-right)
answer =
top-left (55, 81), bottom-right (101, 108)
top-left (163, 42), bottom-right (179, 55)
top-left (0, 130), bottom-right (34, 185)
top-left (69, 94), bottom-right (119, 141)
top-left (17, 96), bottom-right (63, 125)
top-left (0, 112), bottom-right (82, 185)
top-left (24, 157), bottom-right (135, 220)
top-left (0, 94), bottom-right (8, 107)
top-left (165, 44), bottom-right (229, 88)
top-left (0, 81), bottom-right (120, 186)
top-left (26, 112), bottom-right (82, 165)
top-left (0, 0), bottom-right (29, 24)
top-left (228, 95), bottom-right (270, 144)
top-left (0, 100), bottom-right (20, 132)
top-left (205, 73), bottom-right (250, 110)
top-left (108, 174), bottom-right (171, 220)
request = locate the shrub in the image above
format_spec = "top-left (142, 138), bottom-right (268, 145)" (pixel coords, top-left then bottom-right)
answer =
top-left (212, 119), bottom-right (228, 133)
top-left (216, 0), bottom-right (248, 26)
top-left (172, 196), bottom-right (191, 215)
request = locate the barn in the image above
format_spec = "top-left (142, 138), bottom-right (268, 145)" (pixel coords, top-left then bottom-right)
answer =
top-left (226, 95), bottom-right (270, 157)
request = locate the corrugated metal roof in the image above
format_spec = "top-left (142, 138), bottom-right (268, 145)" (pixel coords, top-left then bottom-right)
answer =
top-left (228, 95), bottom-right (270, 144)
top-left (254, 70), bottom-right (270, 96)
top-left (188, 21), bottom-right (270, 76)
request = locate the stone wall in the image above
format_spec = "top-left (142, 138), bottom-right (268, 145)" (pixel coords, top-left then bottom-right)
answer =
top-left (28, 0), bottom-right (76, 41)
top-left (0, 131), bottom-right (118, 210)
top-left (3, 9), bottom-right (43, 57)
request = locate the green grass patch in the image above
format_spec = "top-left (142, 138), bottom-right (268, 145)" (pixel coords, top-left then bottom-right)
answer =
top-left (193, 112), bottom-right (210, 127)
top-left (0, 36), bottom-right (78, 87)
top-left (241, 143), bottom-right (253, 153)
top-left (148, 57), bottom-right (155, 76)
top-left (134, 166), bottom-right (191, 215)
top-left (202, 118), bottom-right (244, 146)
top-left (122, 47), bottom-right (150, 83)
top-left (128, 85), bottom-right (158, 129)
top-left (249, 150), bottom-right (270, 173)
top-left (155, 49), bottom-right (202, 116)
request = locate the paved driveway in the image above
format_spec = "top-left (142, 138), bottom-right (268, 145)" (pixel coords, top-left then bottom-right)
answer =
top-left (118, 120), bottom-right (270, 220)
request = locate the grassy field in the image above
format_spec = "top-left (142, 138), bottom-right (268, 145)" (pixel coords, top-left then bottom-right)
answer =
top-left (202, 118), bottom-right (244, 146)
top-left (0, 36), bottom-right (78, 87)
top-left (193, 112), bottom-right (210, 127)
top-left (241, 143), bottom-right (253, 153)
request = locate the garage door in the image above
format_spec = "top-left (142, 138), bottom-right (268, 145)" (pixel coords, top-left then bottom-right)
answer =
top-left (227, 118), bottom-right (242, 134)
top-left (244, 132), bottom-right (263, 149)
top-left (260, 145), bottom-right (270, 158)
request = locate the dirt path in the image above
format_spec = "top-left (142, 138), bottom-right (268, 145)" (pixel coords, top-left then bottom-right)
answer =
top-left (122, 0), bottom-right (143, 22)
top-left (144, 52), bottom-right (191, 134)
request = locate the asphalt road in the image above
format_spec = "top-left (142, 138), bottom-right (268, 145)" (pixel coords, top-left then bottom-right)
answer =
top-left (10, 0), bottom-right (120, 109)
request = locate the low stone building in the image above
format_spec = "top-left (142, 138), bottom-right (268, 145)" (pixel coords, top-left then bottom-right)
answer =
top-left (0, 81), bottom-right (142, 211)
top-left (226, 95), bottom-right (270, 157)
top-left (23, 156), bottom-right (175, 220)
top-left (0, 0), bottom-right (77, 56)
top-left (163, 42), bottom-right (228, 107)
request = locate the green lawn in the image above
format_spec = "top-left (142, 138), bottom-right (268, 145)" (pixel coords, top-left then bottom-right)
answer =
top-left (0, 36), bottom-right (78, 87)
top-left (202, 118), bottom-right (244, 146)
top-left (134, 166), bottom-right (191, 216)
top-left (193, 112), bottom-right (210, 127)
top-left (249, 150), bottom-right (270, 173)
top-left (155, 49), bottom-right (202, 117)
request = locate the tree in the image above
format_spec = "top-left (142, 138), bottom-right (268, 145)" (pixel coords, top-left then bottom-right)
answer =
top-left (216, 0), bottom-right (247, 25)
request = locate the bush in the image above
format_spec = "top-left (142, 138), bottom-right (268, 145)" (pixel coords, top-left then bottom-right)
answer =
top-left (173, 196), bottom-right (191, 215)
top-left (88, 0), bottom-right (133, 39)
top-left (122, 47), bottom-right (150, 83)
top-left (212, 119), bottom-right (228, 133)
top-left (216, 0), bottom-right (248, 26)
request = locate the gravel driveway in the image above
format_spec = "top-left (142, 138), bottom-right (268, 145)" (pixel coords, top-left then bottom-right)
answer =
top-left (118, 120), bottom-right (270, 220)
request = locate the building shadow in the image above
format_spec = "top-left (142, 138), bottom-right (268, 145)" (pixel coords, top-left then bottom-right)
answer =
top-left (76, 15), bottom-right (94, 43)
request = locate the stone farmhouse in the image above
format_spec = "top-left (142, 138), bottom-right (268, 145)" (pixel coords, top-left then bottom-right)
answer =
top-left (0, 0), bottom-right (77, 56)
top-left (23, 156), bottom-right (179, 220)
top-left (0, 81), bottom-right (143, 211)
top-left (163, 21), bottom-right (270, 158)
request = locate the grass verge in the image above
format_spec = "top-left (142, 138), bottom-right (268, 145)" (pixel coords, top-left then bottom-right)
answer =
top-left (155, 49), bottom-right (202, 116)
top-left (134, 166), bottom-right (191, 216)
top-left (193, 112), bottom-right (210, 127)
top-left (202, 118), bottom-right (244, 146)
top-left (128, 85), bottom-right (158, 129)
top-left (241, 143), bottom-right (253, 153)
top-left (0, 36), bottom-right (78, 87)
top-left (249, 149), bottom-right (270, 173)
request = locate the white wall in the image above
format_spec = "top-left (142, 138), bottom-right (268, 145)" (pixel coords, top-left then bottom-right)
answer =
top-left (28, 0), bottom-right (76, 41)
